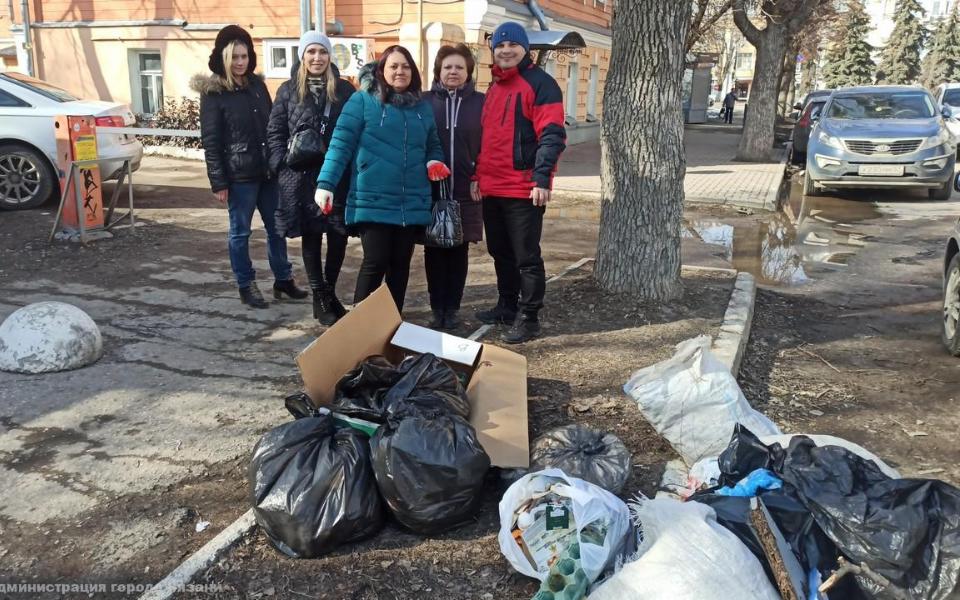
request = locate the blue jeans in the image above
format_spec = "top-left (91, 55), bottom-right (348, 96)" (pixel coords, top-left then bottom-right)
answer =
top-left (226, 179), bottom-right (292, 289)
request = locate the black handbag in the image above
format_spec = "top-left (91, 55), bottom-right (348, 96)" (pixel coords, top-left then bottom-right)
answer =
top-left (286, 98), bottom-right (332, 172)
top-left (423, 179), bottom-right (463, 248)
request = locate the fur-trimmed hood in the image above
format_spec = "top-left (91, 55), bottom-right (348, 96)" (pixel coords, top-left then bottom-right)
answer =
top-left (189, 72), bottom-right (264, 96)
top-left (357, 62), bottom-right (422, 107)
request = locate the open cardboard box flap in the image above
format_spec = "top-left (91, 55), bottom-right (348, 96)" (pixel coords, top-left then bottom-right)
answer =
top-left (295, 284), bottom-right (529, 468)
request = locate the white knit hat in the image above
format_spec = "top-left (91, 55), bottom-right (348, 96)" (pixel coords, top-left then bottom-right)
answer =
top-left (298, 31), bottom-right (333, 60)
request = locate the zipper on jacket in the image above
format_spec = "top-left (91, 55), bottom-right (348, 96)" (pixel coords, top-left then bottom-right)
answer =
top-left (500, 92), bottom-right (512, 126)
top-left (401, 109), bottom-right (408, 227)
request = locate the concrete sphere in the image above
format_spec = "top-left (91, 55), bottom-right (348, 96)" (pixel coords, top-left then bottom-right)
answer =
top-left (0, 302), bottom-right (103, 373)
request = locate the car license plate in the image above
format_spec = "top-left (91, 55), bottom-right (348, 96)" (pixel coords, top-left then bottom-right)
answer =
top-left (858, 164), bottom-right (904, 176)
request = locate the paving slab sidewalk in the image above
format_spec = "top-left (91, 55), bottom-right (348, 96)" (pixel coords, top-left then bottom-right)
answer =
top-left (552, 124), bottom-right (789, 213)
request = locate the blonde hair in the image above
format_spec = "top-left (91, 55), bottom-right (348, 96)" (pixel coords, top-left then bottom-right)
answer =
top-left (220, 40), bottom-right (247, 91)
top-left (296, 59), bottom-right (338, 105)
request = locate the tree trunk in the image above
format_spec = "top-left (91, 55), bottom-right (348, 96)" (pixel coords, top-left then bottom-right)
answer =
top-left (595, 0), bottom-right (690, 299)
top-left (737, 25), bottom-right (788, 161)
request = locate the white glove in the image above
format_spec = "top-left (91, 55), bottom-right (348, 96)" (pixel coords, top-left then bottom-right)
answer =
top-left (314, 188), bottom-right (334, 215)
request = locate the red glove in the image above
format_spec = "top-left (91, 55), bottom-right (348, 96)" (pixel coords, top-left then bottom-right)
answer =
top-left (427, 161), bottom-right (451, 181)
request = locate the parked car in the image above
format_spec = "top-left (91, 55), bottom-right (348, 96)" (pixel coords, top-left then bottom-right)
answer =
top-left (804, 86), bottom-right (955, 200)
top-left (942, 222), bottom-right (960, 354)
top-left (791, 89), bottom-right (833, 165)
top-left (0, 72), bottom-right (143, 210)
top-left (934, 82), bottom-right (960, 151)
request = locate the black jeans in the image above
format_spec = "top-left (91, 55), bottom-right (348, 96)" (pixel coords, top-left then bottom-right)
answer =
top-left (424, 243), bottom-right (469, 311)
top-left (355, 222), bottom-right (419, 311)
top-left (482, 196), bottom-right (545, 318)
top-left (301, 229), bottom-right (348, 292)
top-left (724, 106), bottom-right (734, 124)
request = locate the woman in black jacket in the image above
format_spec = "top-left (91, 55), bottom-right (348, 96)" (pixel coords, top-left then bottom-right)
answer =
top-left (425, 44), bottom-right (485, 330)
top-left (192, 25), bottom-right (307, 309)
top-left (266, 31), bottom-right (356, 325)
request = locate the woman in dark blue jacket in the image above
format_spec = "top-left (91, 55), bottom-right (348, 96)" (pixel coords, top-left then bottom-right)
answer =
top-left (425, 44), bottom-right (485, 330)
top-left (267, 31), bottom-right (355, 325)
top-left (315, 45), bottom-right (447, 312)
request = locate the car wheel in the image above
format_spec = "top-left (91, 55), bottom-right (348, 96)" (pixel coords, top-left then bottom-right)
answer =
top-left (791, 149), bottom-right (806, 166)
top-left (802, 168), bottom-right (820, 197)
top-left (943, 254), bottom-right (960, 355)
top-left (0, 143), bottom-right (55, 211)
top-left (930, 179), bottom-right (953, 201)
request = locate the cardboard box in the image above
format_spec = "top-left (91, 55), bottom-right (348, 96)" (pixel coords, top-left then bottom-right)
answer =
top-left (296, 284), bottom-right (529, 468)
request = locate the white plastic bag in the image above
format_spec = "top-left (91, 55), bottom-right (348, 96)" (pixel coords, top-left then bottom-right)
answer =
top-left (498, 469), bottom-right (631, 583)
top-left (623, 336), bottom-right (779, 466)
top-left (588, 498), bottom-right (780, 600)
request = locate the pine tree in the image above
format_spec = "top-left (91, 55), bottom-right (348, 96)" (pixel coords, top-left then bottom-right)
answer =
top-left (822, 0), bottom-right (875, 88)
top-left (876, 0), bottom-right (926, 84)
top-left (922, 4), bottom-right (960, 89)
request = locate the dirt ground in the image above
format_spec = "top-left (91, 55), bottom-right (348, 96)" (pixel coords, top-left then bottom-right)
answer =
top-left (0, 155), bottom-right (735, 599)
top-left (189, 264), bottom-right (733, 600)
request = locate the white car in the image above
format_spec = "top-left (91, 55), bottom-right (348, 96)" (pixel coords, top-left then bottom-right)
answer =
top-left (0, 72), bottom-right (143, 210)
top-left (934, 82), bottom-right (960, 151)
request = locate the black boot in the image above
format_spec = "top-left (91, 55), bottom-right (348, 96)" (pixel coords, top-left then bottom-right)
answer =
top-left (443, 309), bottom-right (461, 330)
top-left (503, 314), bottom-right (541, 344)
top-left (429, 309), bottom-right (445, 329)
top-left (475, 298), bottom-right (517, 325)
top-left (324, 285), bottom-right (347, 320)
top-left (312, 287), bottom-right (338, 326)
top-left (239, 282), bottom-right (269, 309)
top-left (273, 278), bottom-right (309, 300)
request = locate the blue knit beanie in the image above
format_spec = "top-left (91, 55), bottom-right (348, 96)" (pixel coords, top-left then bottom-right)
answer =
top-left (490, 22), bottom-right (530, 53)
top-left (298, 31), bottom-right (333, 60)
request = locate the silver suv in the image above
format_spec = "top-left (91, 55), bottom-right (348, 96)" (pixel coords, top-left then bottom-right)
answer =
top-left (804, 86), bottom-right (955, 200)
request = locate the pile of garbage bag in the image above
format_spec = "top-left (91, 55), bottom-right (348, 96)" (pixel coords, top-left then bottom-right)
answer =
top-left (250, 352), bottom-right (490, 556)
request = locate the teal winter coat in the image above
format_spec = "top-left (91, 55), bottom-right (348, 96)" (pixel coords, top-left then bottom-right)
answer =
top-left (317, 63), bottom-right (444, 227)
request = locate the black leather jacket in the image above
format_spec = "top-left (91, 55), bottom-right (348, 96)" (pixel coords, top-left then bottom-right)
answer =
top-left (192, 73), bottom-right (272, 192)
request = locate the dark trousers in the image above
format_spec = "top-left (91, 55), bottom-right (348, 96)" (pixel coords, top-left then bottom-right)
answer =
top-left (355, 223), bottom-right (419, 311)
top-left (724, 106), bottom-right (734, 124)
top-left (424, 243), bottom-right (469, 311)
top-left (483, 196), bottom-right (545, 318)
top-left (301, 229), bottom-right (348, 292)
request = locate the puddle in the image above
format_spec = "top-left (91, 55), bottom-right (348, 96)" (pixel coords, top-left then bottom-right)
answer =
top-left (683, 181), bottom-right (882, 286)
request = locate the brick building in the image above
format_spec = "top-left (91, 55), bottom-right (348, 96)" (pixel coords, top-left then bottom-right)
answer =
top-left (5, 0), bottom-right (612, 143)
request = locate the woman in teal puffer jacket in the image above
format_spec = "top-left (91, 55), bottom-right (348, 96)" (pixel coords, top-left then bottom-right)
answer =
top-left (315, 45), bottom-right (447, 312)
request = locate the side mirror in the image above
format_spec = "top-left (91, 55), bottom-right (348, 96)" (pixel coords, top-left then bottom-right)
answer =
top-left (943, 105), bottom-right (954, 119)
top-left (793, 102), bottom-right (803, 110)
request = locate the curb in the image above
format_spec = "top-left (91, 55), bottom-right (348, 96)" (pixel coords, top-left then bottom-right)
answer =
top-left (139, 510), bottom-right (255, 600)
top-left (139, 256), bottom-right (597, 600)
top-left (655, 270), bottom-right (758, 499)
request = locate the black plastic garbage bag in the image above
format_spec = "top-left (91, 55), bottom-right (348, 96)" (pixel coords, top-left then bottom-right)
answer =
top-left (716, 426), bottom-right (960, 600)
top-left (370, 407), bottom-right (490, 534)
top-left (333, 354), bottom-right (470, 422)
top-left (332, 355), bottom-right (403, 421)
top-left (382, 353), bottom-right (470, 420)
top-left (249, 414), bottom-right (385, 558)
top-left (284, 391), bottom-right (321, 419)
top-left (529, 425), bottom-right (632, 493)
top-left (777, 437), bottom-right (960, 600)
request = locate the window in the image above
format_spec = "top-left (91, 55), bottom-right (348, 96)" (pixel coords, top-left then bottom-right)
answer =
top-left (264, 39), bottom-right (300, 79)
top-left (565, 62), bottom-right (578, 124)
top-left (827, 92), bottom-right (935, 120)
top-left (586, 64), bottom-right (599, 121)
top-left (544, 55), bottom-right (556, 77)
top-left (0, 87), bottom-right (29, 107)
top-left (736, 53), bottom-right (753, 70)
top-left (135, 52), bottom-right (163, 117)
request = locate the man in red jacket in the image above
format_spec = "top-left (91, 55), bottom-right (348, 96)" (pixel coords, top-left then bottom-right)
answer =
top-left (473, 21), bottom-right (566, 344)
